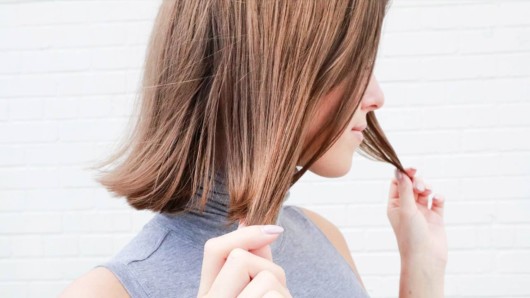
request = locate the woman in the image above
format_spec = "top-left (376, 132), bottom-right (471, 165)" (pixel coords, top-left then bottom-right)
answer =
top-left (61, 0), bottom-right (447, 297)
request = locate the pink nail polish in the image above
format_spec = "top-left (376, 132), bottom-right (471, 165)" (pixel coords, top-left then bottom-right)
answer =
top-left (394, 168), bottom-right (402, 180)
top-left (261, 225), bottom-right (284, 234)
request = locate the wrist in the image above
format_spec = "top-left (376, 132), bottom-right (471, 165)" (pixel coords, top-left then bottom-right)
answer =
top-left (400, 254), bottom-right (447, 276)
top-left (399, 263), bottom-right (445, 298)
top-left (399, 273), bottom-right (445, 298)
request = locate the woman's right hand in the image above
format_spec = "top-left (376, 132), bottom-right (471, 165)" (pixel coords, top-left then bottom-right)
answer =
top-left (197, 221), bottom-right (292, 298)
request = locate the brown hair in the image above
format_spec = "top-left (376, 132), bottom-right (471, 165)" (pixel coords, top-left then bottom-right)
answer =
top-left (89, 0), bottom-right (404, 227)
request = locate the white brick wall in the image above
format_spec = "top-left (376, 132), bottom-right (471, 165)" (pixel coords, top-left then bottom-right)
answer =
top-left (0, 1), bottom-right (528, 297)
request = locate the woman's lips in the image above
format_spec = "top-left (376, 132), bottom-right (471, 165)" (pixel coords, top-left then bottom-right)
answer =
top-left (350, 129), bottom-right (364, 141)
top-left (351, 123), bottom-right (367, 131)
top-left (350, 123), bottom-right (366, 142)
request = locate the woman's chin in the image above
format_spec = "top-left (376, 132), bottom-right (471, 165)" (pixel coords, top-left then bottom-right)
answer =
top-left (310, 160), bottom-right (352, 178)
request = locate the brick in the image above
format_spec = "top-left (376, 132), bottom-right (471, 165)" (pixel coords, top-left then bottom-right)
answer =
top-left (0, 51), bottom-right (21, 75)
top-left (79, 235), bottom-right (114, 256)
top-left (459, 27), bottom-right (530, 54)
top-left (0, 237), bottom-right (11, 257)
top-left (11, 236), bottom-right (44, 257)
top-left (29, 281), bottom-right (69, 298)
top-left (497, 200), bottom-right (530, 223)
top-left (446, 226), bottom-right (476, 249)
top-left (381, 31), bottom-right (457, 56)
top-left (420, 55), bottom-right (497, 80)
top-left (444, 202), bottom-right (496, 224)
top-left (347, 204), bottom-right (386, 227)
top-left (496, 251), bottom-right (530, 273)
top-left (457, 274), bottom-right (530, 296)
top-left (499, 152), bottom-right (530, 176)
top-left (515, 227), bottom-right (530, 247)
top-left (0, 122), bottom-right (58, 144)
top-left (355, 253), bottom-right (400, 275)
top-left (19, 49), bottom-right (90, 74)
top-left (0, 168), bottom-right (60, 190)
top-left (44, 235), bottom-right (79, 257)
top-left (0, 213), bottom-right (62, 234)
top-left (446, 250), bottom-right (496, 273)
top-left (460, 177), bottom-right (529, 200)
top-left (364, 228), bottom-right (397, 251)
top-left (499, 103), bottom-right (530, 127)
top-left (0, 145), bottom-right (25, 167)
top-left (8, 98), bottom-right (45, 121)
top-left (386, 131), bottom-right (461, 155)
top-left (0, 259), bottom-right (62, 280)
top-left (498, 1), bottom-right (530, 26)
top-left (0, 282), bottom-right (29, 298)
top-left (57, 119), bottom-right (128, 142)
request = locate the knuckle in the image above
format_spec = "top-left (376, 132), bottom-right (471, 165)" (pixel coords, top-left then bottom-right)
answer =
top-left (226, 248), bottom-right (249, 270)
top-left (434, 193), bottom-right (445, 201)
top-left (255, 270), bottom-right (278, 286)
top-left (203, 238), bottom-right (218, 254)
top-left (228, 247), bottom-right (247, 260)
top-left (274, 265), bottom-right (287, 285)
top-left (265, 290), bottom-right (285, 298)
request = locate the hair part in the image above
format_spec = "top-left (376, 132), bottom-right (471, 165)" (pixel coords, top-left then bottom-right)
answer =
top-left (89, 0), bottom-right (403, 227)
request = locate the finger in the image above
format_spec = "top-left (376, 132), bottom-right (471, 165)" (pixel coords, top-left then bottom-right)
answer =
top-left (416, 192), bottom-right (431, 207)
top-left (404, 167), bottom-right (417, 178)
top-left (263, 290), bottom-right (285, 298)
top-left (389, 181), bottom-right (429, 209)
top-left (426, 183), bottom-right (433, 193)
top-left (208, 248), bottom-right (287, 297)
top-left (389, 167), bottom-right (418, 199)
top-left (237, 270), bottom-right (290, 298)
top-left (412, 175), bottom-right (434, 207)
top-left (393, 168), bottom-right (417, 211)
top-left (412, 175), bottom-right (433, 194)
top-left (388, 178), bottom-right (398, 199)
top-left (431, 193), bottom-right (445, 217)
top-left (388, 178), bottom-right (399, 209)
top-left (412, 175), bottom-right (427, 193)
top-left (239, 220), bottom-right (274, 261)
top-left (198, 225), bottom-right (284, 297)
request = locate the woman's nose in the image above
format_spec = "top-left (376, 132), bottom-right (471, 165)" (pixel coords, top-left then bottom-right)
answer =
top-left (362, 76), bottom-right (385, 112)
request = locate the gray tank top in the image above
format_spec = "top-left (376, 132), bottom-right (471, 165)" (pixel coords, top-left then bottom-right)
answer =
top-left (95, 171), bottom-right (370, 297)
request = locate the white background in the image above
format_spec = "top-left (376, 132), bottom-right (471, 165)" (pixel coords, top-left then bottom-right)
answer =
top-left (1, 0), bottom-right (529, 297)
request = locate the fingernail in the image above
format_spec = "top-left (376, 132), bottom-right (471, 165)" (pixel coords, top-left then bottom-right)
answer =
top-left (409, 167), bottom-right (417, 176)
top-left (394, 168), bottom-right (403, 180)
top-left (261, 225), bottom-right (284, 234)
top-left (416, 182), bottom-right (425, 192)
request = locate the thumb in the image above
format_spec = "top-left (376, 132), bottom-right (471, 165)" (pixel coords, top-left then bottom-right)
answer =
top-left (238, 219), bottom-right (274, 261)
top-left (394, 168), bottom-right (417, 211)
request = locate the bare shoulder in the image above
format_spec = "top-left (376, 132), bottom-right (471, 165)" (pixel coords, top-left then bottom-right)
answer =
top-left (59, 267), bottom-right (130, 298)
top-left (297, 206), bottom-right (366, 290)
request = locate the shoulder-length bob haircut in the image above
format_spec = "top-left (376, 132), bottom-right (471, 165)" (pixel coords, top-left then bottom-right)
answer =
top-left (90, 0), bottom-right (404, 226)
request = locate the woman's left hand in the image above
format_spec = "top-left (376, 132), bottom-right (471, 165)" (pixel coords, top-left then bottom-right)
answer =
top-left (387, 167), bottom-right (448, 270)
